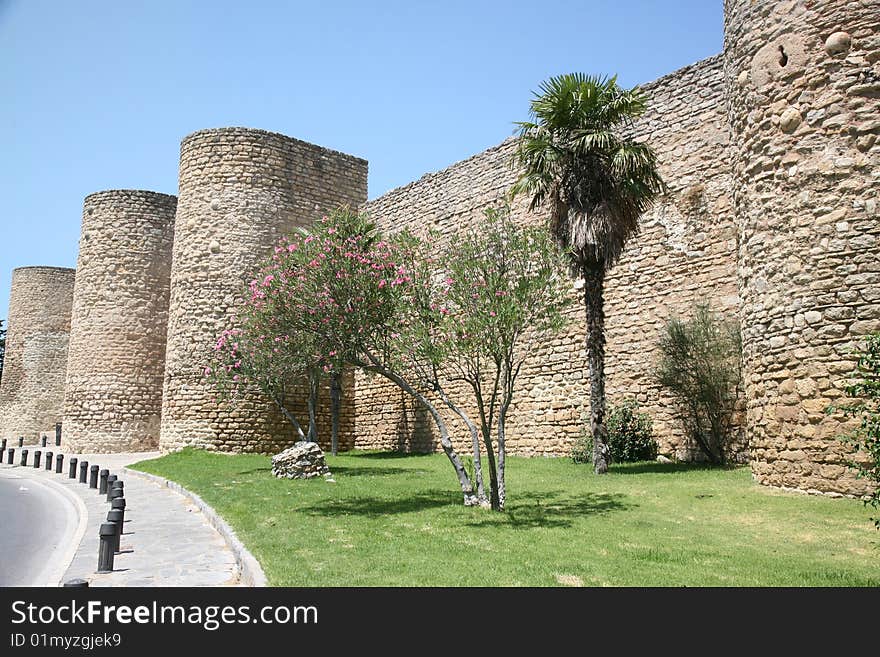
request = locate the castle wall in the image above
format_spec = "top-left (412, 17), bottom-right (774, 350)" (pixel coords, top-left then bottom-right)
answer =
top-left (0, 266), bottom-right (75, 441)
top-left (725, 0), bottom-right (880, 495)
top-left (159, 128), bottom-right (368, 453)
top-left (354, 55), bottom-right (745, 461)
top-left (62, 190), bottom-right (177, 453)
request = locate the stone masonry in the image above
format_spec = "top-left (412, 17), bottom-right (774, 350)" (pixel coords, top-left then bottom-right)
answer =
top-left (724, 0), bottom-right (879, 495)
top-left (0, 267), bottom-right (75, 441)
top-left (62, 190), bottom-right (177, 453)
top-left (1, 1), bottom-right (877, 497)
top-left (355, 55), bottom-right (744, 463)
top-left (159, 128), bottom-right (367, 454)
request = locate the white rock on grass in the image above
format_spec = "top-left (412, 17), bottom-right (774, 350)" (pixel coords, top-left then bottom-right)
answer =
top-left (272, 441), bottom-right (331, 479)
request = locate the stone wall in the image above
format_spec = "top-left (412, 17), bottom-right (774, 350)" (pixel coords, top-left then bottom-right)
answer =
top-left (354, 55), bottom-right (745, 461)
top-left (724, 0), bottom-right (880, 495)
top-left (0, 266), bottom-right (75, 441)
top-left (62, 190), bottom-right (177, 453)
top-left (159, 128), bottom-right (368, 454)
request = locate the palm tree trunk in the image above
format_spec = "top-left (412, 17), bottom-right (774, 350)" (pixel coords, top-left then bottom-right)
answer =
top-left (583, 265), bottom-right (610, 474)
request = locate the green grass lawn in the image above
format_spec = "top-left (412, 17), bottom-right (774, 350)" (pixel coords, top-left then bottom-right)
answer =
top-left (131, 449), bottom-right (880, 586)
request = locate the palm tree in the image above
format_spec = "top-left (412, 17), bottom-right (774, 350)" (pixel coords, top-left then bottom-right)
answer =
top-left (511, 73), bottom-right (665, 474)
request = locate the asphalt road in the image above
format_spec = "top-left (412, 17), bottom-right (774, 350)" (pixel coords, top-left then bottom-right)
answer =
top-left (0, 471), bottom-right (77, 586)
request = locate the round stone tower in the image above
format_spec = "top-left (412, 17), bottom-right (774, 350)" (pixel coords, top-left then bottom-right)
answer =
top-left (0, 266), bottom-right (76, 442)
top-left (160, 127), bottom-right (368, 453)
top-left (724, 0), bottom-right (879, 494)
top-left (62, 190), bottom-right (177, 453)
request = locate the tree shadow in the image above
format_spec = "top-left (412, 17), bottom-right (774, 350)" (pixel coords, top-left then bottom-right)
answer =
top-left (301, 490), bottom-right (461, 518)
top-left (465, 491), bottom-right (633, 530)
top-left (331, 466), bottom-right (428, 478)
top-left (299, 488), bottom-right (632, 529)
top-left (353, 451), bottom-right (435, 460)
top-left (233, 466), bottom-right (273, 475)
top-left (609, 462), bottom-right (725, 475)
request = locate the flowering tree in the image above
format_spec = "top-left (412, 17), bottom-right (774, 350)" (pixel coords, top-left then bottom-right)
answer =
top-left (440, 205), bottom-right (567, 510)
top-left (208, 205), bottom-right (566, 511)
top-left (205, 231), bottom-right (328, 443)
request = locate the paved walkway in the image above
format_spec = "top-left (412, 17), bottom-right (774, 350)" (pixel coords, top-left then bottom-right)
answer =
top-left (1, 444), bottom-right (239, 587)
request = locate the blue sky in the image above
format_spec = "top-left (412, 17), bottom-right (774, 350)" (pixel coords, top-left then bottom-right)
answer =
top-left (0, 0), bottom-right (722, 320)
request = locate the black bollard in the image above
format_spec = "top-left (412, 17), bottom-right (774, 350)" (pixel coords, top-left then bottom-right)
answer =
top-left (99, 469), bottom-right (109, 494)
top-left (69, 457), bottom-right (78, 479)
top-left (56, 454), bottom-right (64, 474)
top-left (18, 437), bottom-right (23, 447)
top-left (111, 497), bottom-right (126, 528)
top-left (63, 578), bottom-right (89, 588)
top-left (96, 523), bottom-right (117, 573)
top-left (109, 486), bottom-right (124, 503)
top-left (33, 451), bottom-right (41, 469)
top-left (20, 449), bottom-right (28, 466)
top-left (1, 439), bottom-right (6, 452)
top-left (79, 461), bottom-right (88, 484)
top-left (7, 448), bottom-right (14, 465)
top-left (46, 452), bottom-right (53, 471)
top-left (41, 436), bottom-right (47, 448)
top-left (89, 465), bottom-right (99, 489)
top-left (105, 475), bottom-right (117, 501)
top-left (55, 423), bottom-right (62, 447)
top-left (107, 509), bottom-right (123, 554)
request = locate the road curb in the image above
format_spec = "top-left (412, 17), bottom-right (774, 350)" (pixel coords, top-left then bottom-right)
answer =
top-left (123, 467), bottom-right (268, 587)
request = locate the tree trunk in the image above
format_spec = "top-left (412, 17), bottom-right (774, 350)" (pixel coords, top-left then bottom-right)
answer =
top-left (330, 370), bottom-right (341, 456)
top-left (583, 265), bottom-right (610, 474)
top-left (363, 354), bottom-right (480, 506)
top-left (436, 389), bottom-right (488, 506)
top-left (497, 399), bottom-right (511, 511)
top-left (270, 393), bottom-right (306, 442)
top-left (307, 370), bottom-right (319, 443)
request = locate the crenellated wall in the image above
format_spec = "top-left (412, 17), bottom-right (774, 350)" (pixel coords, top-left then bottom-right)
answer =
top-left (354, 55), bottom-right (745, 462)
top-left (0, 266), bottom-right (76, 442)
top-left (159, 128), bottom-right (368, 454)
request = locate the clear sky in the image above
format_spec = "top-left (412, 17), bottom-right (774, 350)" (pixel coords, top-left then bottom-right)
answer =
top-left (0, 0), bottom-right (722, 320)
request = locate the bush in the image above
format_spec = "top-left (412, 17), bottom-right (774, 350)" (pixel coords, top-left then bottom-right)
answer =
top-left (571, 399), bottom-right (657, 464)
top-left (657, 304), bottom-right (741, 465)
top-left (831, 332), bottom-right (880, 528)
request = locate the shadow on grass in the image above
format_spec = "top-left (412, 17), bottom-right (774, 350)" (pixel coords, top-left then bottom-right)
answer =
top-left (609, 462), bottom-right (727, 475)
top-left (233, 466), bottom-right (273, 476)
top-left (300, 488), bottom-right (632, 529)
top-left (466, 491), bottom-right (633, 530)
top-left (351, 451), bottom-right (435, 460)
top-left (301, 490), bottom-right (460, 518)
top-left (331, 466), bottom-right (428, 478)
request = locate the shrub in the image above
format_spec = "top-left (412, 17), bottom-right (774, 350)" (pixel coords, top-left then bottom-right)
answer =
top-left (831, 332), bottom-right (880, 528)
top-left (571, 399), bottom-right (657, 464)
top-left (657, 304), bottom-right (741, 465)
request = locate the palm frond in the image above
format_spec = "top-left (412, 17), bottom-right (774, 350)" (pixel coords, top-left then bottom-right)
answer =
top-left (511, 72), bottom-right (665, 273)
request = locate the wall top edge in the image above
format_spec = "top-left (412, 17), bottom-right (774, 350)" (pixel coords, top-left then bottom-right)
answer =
top-left (366, 53), bottom-right (722, 207)
top-left (180, 126), bottom-right (369, 165)
top-left (83, 190), bottom-right (178, 204)
top-left (11, 266), bottom-right (76, 275)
